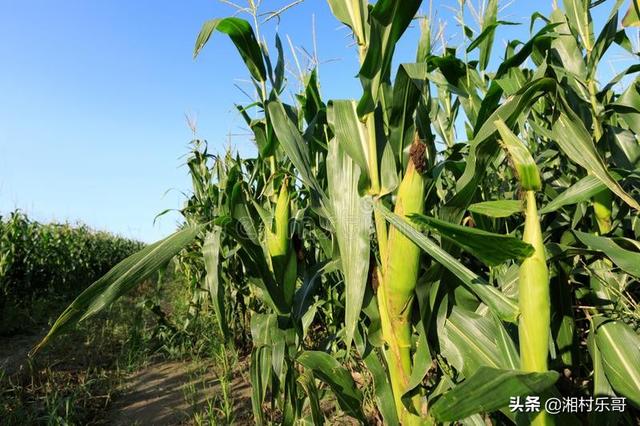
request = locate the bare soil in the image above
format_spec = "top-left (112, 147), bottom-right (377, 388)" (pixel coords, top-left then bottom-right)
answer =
top-left (107, 360), bottom-right (253, 425)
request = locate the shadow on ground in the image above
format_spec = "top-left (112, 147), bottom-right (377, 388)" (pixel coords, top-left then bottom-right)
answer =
top-left (107, 360), bottom-right (252, 425)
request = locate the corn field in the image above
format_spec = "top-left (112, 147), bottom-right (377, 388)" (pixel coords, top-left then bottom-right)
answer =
top-left (0, 211), bottom-right (143, 334)
top-left (31, 0), bottom-right (640, 424)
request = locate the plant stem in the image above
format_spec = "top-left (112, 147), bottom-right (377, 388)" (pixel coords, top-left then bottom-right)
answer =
top-left (587, 78), bottom-right (612, 234)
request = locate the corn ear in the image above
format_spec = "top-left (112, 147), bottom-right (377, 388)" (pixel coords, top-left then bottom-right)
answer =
top-left (267, 179), bottom-right (290, 259)
top-left (519, 190), bottom-right (550, 373)
top-left (267, 179), bottom-right (297, 305)
top-left (379, 138), bottom-right (426, 422)
top-left (496, 120), bottom-right (552, 425)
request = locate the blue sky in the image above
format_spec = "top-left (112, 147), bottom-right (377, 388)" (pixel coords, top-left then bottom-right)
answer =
top-left (0, 0), bottom-right (636, 242)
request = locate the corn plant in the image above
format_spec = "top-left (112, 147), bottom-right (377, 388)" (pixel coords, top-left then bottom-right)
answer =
top-left (31, 0), bottom-right (640, 424)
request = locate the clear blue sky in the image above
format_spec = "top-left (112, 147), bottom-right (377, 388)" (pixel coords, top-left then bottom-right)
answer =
top-left (0, 0), bottom-right (635, 242)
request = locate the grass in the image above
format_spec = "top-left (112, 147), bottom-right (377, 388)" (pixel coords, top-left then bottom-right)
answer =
top-left (0, 264), bottom-right (235, 425)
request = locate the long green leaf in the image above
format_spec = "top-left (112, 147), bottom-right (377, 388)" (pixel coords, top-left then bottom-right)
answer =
top-left (540, 176), bottom-right (606, 214)
top-left (551, 109), bottom-right (640, 211)
top-left (468, 200), bottom-right (523, 218)
top-left (203, 227), bottom-right (227, 340)
top-left (30, 225), bottom-right (202, 356)
top-left (327, 139), bottom-right (372, 350)
top-left (193, 17), bottom-right (266, 82)
top-left (574, 231), bottom-right (640, 278)
top-left (327, 100), bottom-right (370, 190)
top-left (430, 367), bottom-right (559, 421)
top-left (297, 351), bottom-right (365, 421)
top-left (358, 0), bottom-right (423, 113)
top-left (563, 0), bottom-right (594, 51)
top-left (409, 214), bottom-right (534, 266)
top-left (594, 319), bottom-right (640, 407)
top-left (268, 101), bottom-right (325, 198)
top-left (376, 203), bottom-right (519, 322)
top-left (326, 0), bottom-right (368, 45)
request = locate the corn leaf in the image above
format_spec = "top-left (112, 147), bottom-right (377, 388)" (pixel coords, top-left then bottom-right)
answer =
top-left (587, 325), bottom-right (620, 425)
top-left (409, 214), bottom-right (534, 266)
top-left (327, 100), bottom-right (370, 190)
top-left (430, 367), bottom-right (559, 421)
top-left (354, 327), bottom-right (399, 426)
top-left (193, 17), bottom-right (266, 82)
top-left (358, 0), bottom-right (423, 114)
top-left (622, 0), bottom-right (640, 27)
top-left (327, 138), bottom-right (372, 350)
top-left (376, 203), bottom-right (519, 322)
top-left (468, 200), bottom-right (523, 218)
top-left (268, 101), bottom-right (325, 198)
top-left (594, 319), bottom-right (640, 407)
top-left (297, 351), bottom-right (365, 421)
top-left (203, 227), bottom-right (227, 340)
top-left (389, 63), bottom-right (428, 164)
top-left (298, 371), bottom-right (324, 425)
top-left (441, 307), bottom-right (508, 376)
top-left (540, 176), bottom-right (607, 214)
top-left (563, 0), bottom-right (594, 51)
top-left (326, 0), bottom-right (368, 45)
top-left (30, 225), bottom-right (202, 356)
top-left (551, 108), bottom-right (640, 211)
top-left (574, 231), bottom-right (640, 278)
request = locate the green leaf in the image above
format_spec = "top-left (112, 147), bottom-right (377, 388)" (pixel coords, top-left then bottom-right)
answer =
top-left (551, 109), bottom-right (640, 211)
top-left (469, 200), bottom-right (523, 218)
top-left (476, 0), bottom-right (498, 71)
top-left (563, 0), bottom-right (594, 51)
top-left (327, 139), bottom-right (372, 350)
top-left (326, 0), bottom-right (368, 45)
top-left (327, 100), bottom-right (371, 190)
top-left (549, 9), bottom-right (587, 79)
top-left (409, 214), bottom-right (534, 266)
top-left (298, 371), bottom-right (325, 425)
top-left (193, 17), bottom-right (266, 82)
top-left (430, 367), bottom-right (559, 421)
top-left (203, 227), bottom-right (227, 340)
top-left (608, 126), bottom-right (640, 170)
top-left (376, 203), bottom-right (519, 322)
top-left (574, 231), bottom-right (640, 278)
top-left (588, 11), bottom-right (619, 75)
top-left (444, 77), bottom-right (556, 224)
top-left (622, 0), bottom-right (640, 27)
top-left (494, 119), bottom-right (542, 191)
top-left (297, 351), bottom-right (365, 421)
top-left (30, 225), bottom-right (202, 356)
top-left (594, 319), bottom-right (640, 407)
top-left (268, 101), bottom-right (325, 198)
top-left (539, 176), bottom-right (606, 214)
top-left (587, 323), bottom-right (621, 426)
top-left (225, 220), bottom-right (288, 314)
top-left (389, 63), bottom-right (428, 165)
top-left (357, 0), bottom-right (423, 114)
top-left (354, 327), bottom-right (399, 426)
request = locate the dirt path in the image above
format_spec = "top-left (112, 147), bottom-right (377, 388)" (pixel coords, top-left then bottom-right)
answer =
top-left (107, 360), bottom-right (253, 425)
top-left (0, 331), bottom-right (45, 376)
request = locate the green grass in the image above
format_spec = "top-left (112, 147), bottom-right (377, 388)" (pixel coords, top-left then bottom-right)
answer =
top-left (0, 266), bottom-right (231, 425)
